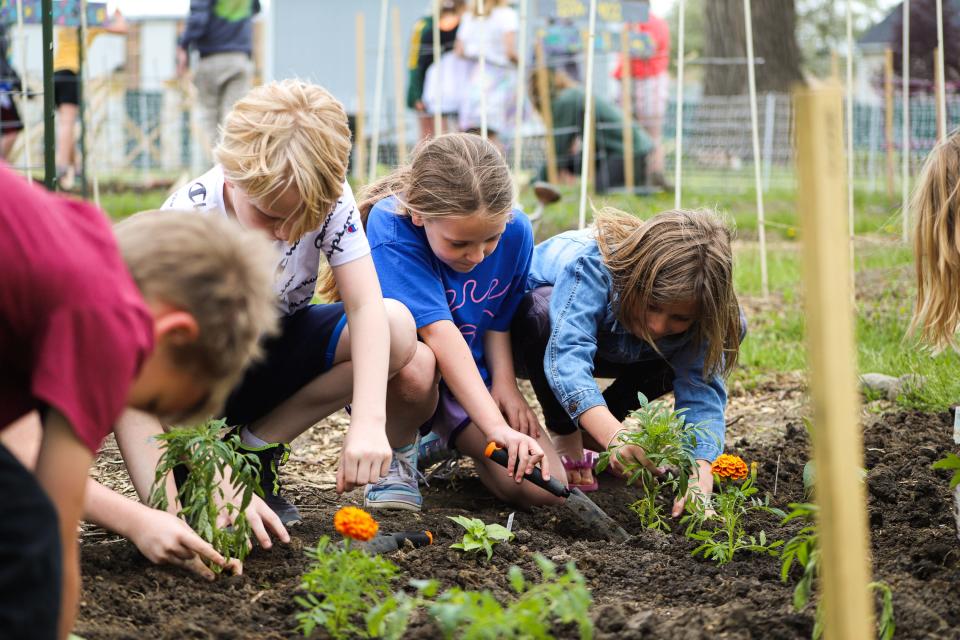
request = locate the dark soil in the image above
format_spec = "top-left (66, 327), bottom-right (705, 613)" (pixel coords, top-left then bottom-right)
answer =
top-left (76, 409), bottom-right (960, 639)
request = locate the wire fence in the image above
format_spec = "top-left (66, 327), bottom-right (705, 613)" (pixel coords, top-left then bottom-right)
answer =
top-left (3, 70), bottom-right (959, 195)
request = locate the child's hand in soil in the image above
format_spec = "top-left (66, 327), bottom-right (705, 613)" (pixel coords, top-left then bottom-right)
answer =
top-left (605, 435), bottom-right (664, 480)
top-left (337, 422), bottom-right (392, 493)
top-left (487, 424), bottom-right (551, 482)
top-left (129, 507), bottom-right (235, 580)
top-left (671, 459), bottom-right (715, 518)
top-left (213, 472), bottom-right (291, 550)
top-left (491, 381), bottom-right (541, 437)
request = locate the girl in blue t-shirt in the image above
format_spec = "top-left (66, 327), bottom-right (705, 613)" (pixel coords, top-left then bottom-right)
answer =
top-left (343, 133), bottom-right (564, 510)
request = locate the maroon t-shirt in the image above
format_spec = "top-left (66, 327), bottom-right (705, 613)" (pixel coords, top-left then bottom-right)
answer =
top-left (0, 165), bottom-right (154, 453)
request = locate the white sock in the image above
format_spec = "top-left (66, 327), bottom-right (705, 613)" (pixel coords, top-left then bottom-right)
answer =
top-left (241, 425), bottom-right (270, 447)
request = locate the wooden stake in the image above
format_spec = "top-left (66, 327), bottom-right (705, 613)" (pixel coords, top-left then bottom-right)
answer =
top-left (512, 0), bottom-right (528, 178)
top-left (368, 0), bottom-right (389, 179)
top-left (478, 0), bottom-right (488, 140)
top-left (391, 5), bottom-right (408, 163)
top-left (794, 81), bottom-right (875, 640)
top-left (432, 0), bottom-right (442, 135)
top-left (744, 0), bottom-right (768, 298)
top-left (935, 47), bottom-right (945, 142)
top-left (355, 13), bottom-right (367, 184)
top-left (581, 28), bottom-right (595, 202)
top-left (674, 0), bottom-right (686, 207)
top-left (884, 48), bottom-right (894, 202)
top-left (578, 0), bottom-right (599, 231)
top-left (620, 29), bottom-right (634, 191)
top-left (902, 0), bottom-right (911, 243)
top-left (846, 0), bottom-right (855, 299)
top-left (534, 36), bottom-right (558, 184)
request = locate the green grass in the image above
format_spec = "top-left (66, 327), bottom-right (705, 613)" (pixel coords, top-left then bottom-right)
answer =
top-left (97, 189), bottom-right (170, 221)
top-left (521, 181), bottom-right (960, 410)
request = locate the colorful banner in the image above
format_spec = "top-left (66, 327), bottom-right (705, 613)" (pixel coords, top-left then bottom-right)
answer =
top-left (538, 0), bottom-right (650, 24)
top-left (0, 0), bottom-right (108, 27)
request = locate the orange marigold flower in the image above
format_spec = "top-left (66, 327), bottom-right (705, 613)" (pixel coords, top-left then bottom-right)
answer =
top-left (334, 506), bottom-right (379, 541)
top-left (712, 454), bottom-right (749, 481)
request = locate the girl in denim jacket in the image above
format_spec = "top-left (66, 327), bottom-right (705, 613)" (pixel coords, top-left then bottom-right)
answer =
top-left (511, 208), bottom-right (744, 515)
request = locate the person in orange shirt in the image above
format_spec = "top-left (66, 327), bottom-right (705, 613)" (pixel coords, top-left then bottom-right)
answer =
top-left (613, 11), bottom-right (670, 189)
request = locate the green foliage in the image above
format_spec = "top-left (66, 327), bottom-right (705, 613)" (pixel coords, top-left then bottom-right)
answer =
top-left (149, 418), bottom-right (261, 570)
top-left (932, 453), bottom-right (960, 488)
top-left (780, 503), bottom-right (896, 640)
top-left (448, 516), bottom-right (515, 560)
top-left (295, 535), bottom-right (401, 639)
top-left (597, 393), bottom-right (703, 531)
top-left (683, 464), bottom-right (785, 565)
top-left (369, 555), bottom-right (593, 640)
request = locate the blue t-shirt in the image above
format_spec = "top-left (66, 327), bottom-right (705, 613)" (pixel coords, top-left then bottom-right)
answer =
top-left (365, 197), bottom-right (533, 384)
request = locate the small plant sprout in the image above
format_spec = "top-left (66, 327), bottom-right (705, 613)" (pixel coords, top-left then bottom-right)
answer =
top-left (780, 503), bottom-right (895, 640)
top-left (596, 393), bottom-right (703, 531)
top-left (932, 452), bottom-right (960, 488)
top-left (149, 418), bottom-right (262, 571)
top-left (296, 508), bottom-right (399, 639)
top-left (683, 455), bottom-right (785, 565)
top-left (448, 515), bottom-right (514, 560)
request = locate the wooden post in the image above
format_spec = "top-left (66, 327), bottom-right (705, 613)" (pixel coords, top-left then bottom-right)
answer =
top-left (578, 1), bottom-right (599, 231)
top-left (745, 0), bottom-right (768, 298)
top-left (902, 0), bottom-right (911, 243)
top-left (355, 13), bottom-right (367, 184)
top-left (935, 48), bottom-right (945, 142)
top-left (884, 48), bottom-right (894, 201)
top-left (391, 5), bottom-right (408, 164)
top-left (620, 29), bottom-right (634, 191)
top-left (674, 0), bottom-right (686, 207)
top-left (534, 37), bottom-right (558, 184)
top-left (581, 28), bottom-right (595, 200)
top-left (794, 80), bottom-right (876, 640)
top-left (845, 0), bottom-right (855, 297)
top-left (431, 0), bottom-right (442, 135)
top-left (368, 0), bottom-right (389, 179)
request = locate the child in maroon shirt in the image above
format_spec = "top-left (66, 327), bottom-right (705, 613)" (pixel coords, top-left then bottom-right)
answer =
top-left (0, 165), bottom-right (277, 640)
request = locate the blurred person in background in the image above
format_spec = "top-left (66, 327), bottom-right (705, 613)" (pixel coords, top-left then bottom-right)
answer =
top-left (0, 21), bottom-right (23, 160)
top-left (407, 0), bottom-right (467, 140)
top-left (613, 9), bottom-right (670, 189)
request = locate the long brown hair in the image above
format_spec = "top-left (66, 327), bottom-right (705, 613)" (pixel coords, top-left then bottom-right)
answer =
top-left (595, 207), bottom-right (741, 377)
top-left (316, 133), bottom-right (514, 301)
top-left (910, 131), bottom-right (960, 352)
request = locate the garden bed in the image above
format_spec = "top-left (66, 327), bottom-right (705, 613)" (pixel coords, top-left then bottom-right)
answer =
top-left (76, 384), bottom-right (960, 639)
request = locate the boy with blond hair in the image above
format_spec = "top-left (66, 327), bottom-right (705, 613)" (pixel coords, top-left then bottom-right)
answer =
top-left (0, 164), bottom-right (278, 639)
top-left (116, 78), bottom-right (438, 527)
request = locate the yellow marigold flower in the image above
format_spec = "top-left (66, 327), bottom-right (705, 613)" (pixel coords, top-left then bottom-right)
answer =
top-left (712, 454), bottom-right (749, 481)
top-left (334, 506), bottom-right (379, 541)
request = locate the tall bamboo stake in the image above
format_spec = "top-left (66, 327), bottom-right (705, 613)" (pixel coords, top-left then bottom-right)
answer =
top-left (674, 0), bottom-right (685, 208)
top-left (935, 0), bottom-right (947, 139)
top-left (15, 0), bottom-right (31, 177)
top-left (478, 0), bottom-right (488, 140)
top-left (432, 0), bottom-right (442, 135)
top-left (935, 48), bottom-right (945, 142)
top-left (845, 0), bottom-right (855, 296)
top-left (534, 37), bottom-right (558, 184)
top-left (391, 5), bottom-right (408, 163)
top-left (794, 80), bottom-right (876, 640)
top-left (355, 13), bottom-right (367, 183)
top-left (577, 0), bottom-right (599, 230)
top-left (884, 48), bottom-right (894, 201)
top-left (620, 29), bottom-right (634, 191)
top-left (744, 0), bottom-right (768, 298)
top-left (512, 0), bottom-right (527, 178)
top-left (368, 0), bottom-right (389, 178)
top-left (902, 0), bottom-right (911, 243)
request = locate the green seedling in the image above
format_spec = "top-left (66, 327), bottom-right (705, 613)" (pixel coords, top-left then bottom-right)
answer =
top-left (296, 535), bottom-right (400, 639)
top-left (448, 515), bottom-right (514, 560)
top-left (932, 452), bottom-right (960, 488)
top-left (149, 418), bottom-right (261, 570)
top-left (683, 463), bottom-right (785, 565)
top-left (368, 555), bottom-right (594, 640)
top-left (596, 393), bottom-right (705, 531)
top-left (780, 503), bottom-right (895, 640)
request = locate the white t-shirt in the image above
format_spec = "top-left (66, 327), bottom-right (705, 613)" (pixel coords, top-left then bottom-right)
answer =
top-left (457, 7), bottom-right (518, 68)
top-left (162, 165), bottom-right (370, 315)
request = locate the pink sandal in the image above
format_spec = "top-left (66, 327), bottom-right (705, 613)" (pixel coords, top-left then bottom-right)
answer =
top-left (560, 449), bottom-right (599, 492)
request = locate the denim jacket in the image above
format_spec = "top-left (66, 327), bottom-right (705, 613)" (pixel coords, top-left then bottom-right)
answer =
top-left (528, 229), bottom-right (740, 461)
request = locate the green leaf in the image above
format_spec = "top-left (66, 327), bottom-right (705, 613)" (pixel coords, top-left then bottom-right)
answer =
top-left (508, 565), bottom-right (525, 593)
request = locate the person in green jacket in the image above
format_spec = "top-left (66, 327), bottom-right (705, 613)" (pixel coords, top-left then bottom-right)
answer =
top-left (407, 0), bottom-right (466, 140)
top-left (530, 67), bottom-right (653, 194)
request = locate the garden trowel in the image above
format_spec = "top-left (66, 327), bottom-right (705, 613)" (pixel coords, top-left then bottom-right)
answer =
top-left (484, 442), bottom-right (631, 543)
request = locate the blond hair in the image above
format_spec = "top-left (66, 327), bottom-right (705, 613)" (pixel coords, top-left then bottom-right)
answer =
top-left (473, 0), bottom-right (508, 16)
top-left (595, 207), bottom-right (741, 378)
top-left (215, 79), bottom-right (351, 244)
top-left (911, 131), bottom-right (960, 351)
top-left (114, 210), bottom-right (279, 417)
top-left (317, 133), bottom-right (514, 300)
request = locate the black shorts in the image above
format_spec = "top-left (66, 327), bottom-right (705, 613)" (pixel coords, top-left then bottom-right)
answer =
top-left (53, 70), bottom-right (79, 107)
top-left (0, 442), bottom-right (61, 640)
top-left (223, 303), bottom-right (348, 426)
top-left (0, 87), bottom-right (22, 133)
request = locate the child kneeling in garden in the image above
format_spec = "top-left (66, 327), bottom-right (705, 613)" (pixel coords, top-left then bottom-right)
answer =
top-left (324, 133), bottom-right (563, 510)
top-left (511, 208), bottom-right (746, 514)
top-left (0, 165), bottom-right (278, 639)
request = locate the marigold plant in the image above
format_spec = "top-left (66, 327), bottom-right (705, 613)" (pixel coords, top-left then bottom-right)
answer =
top-left (712, 454), bottom-right (749, 481)
top-left (335, 506), bottom-right (379, 542)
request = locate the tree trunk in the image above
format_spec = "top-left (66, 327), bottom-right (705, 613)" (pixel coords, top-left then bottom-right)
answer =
top-left (704, 0), bottom-right (804, 95)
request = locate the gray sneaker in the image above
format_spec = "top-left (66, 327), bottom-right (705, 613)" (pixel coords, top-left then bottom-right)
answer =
top-left (225, 428), bottom-right (302, 527)
top-left (416, 431), bottom-right (459, 471)
top-left (364, 442), bottom-right (423, 511)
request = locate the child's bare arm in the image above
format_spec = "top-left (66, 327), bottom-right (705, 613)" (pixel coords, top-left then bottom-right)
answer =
top-left (331, 256), bottom-right (392, 492)
top-left (34, 409), bottom-right (93, 640)
top-left (419, 320), bottom-right (550, 481)
top-left (484, 330), bottom-right (540, 437)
